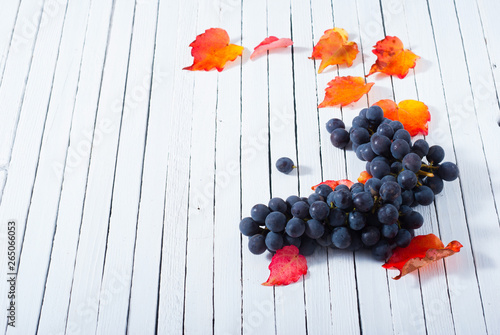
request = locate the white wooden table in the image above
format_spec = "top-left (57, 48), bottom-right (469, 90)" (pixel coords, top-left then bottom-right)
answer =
top-left (0, 0), bottom-right (499, 334)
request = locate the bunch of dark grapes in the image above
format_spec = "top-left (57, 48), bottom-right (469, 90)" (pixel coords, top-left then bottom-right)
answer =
top-left (240, 105), bottom-right (459, 262)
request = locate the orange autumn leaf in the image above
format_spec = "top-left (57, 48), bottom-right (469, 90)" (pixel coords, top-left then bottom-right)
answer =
top-left (357, 171), bottom-right (372, 184)
top-left (311, 179), bottom-right (354, 191)
top-left (262, 245), bottom-right (307, 286)
top-left (250, 36), bottom-right (293, 60)
top-left (367, 36), bottom-right (420, 79)
top-left (319, 76), bottom-right (374, 108)
top-left (183, 28), bottom-right (244, 72)
top-left (310, 28), bottom-right (359, 73)
top-left (374, 99), bottom-right (430, 136)
top-left (383, 234), bottom-right (463, 280)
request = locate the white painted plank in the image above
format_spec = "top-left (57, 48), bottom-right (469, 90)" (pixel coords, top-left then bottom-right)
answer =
top-left (64, 0), bottom-right (136, 333)
top-left (377, 2), bottom-right (453, 335)
top-left (475, 0), bottom-right (500, 126)
top-left (267, 1), bottom-right (308, 334)
top-left (455, 0), bottom-right (500, 228)
top-left (0, 0), bottom-right (69, 332)
top-left (35, 0), bottom-right (114, 333)
top-left (2, 0), bottom-right (89, 333)
top-left (0, 0), bottom-right (44, 185)
top-left (155, 0), bottom-right (199, 332)
top-left (183, 0), bottom-right (220, 333)
top-left (405, 1), bottom-right (490, 335)
top-left (290, 0), bottom-right (336, 334)
top-left (0, 0), bottom-right (21, 83)
top-left (428, 0), bottom-right (500, 333)
top-left (126, 0), bottom-right (180, 332)
top-left (338, 1), bottom-right (395, 334)
top-left (94, 0), bottom-right (159, 334)
top-left (240, 0), bottom-right (275, 333)
top-left (213, 1), bottom-right (243, 334)
top-left (308, 1), bottom-right (364, 334)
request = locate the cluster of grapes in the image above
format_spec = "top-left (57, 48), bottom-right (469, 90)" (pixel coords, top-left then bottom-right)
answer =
top-left (240, 105), bottom-right (458, 261)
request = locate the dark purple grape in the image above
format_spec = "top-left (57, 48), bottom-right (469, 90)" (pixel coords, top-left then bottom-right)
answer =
top-left (401, 210), bottom-right (424, 229)
top-left (427, 145), bottom-right (445, 164)
top-left (330, 128), bottom-right (350, 148)
top-left (299, 237), bottom-right (317, 256)
top-left (315, 184), bottom-right (333, 197)
top-left (326, 118), bottom-right (345, 133)
top-left (286, 195), bottom-right (301, 208)
top-left (239, 217), bottom-right (261, 236)
top-left (370, 159), bottom-right (391, 179)
top-left (381, 175), bottom-right (397, 184)
top-left (370, 134), bottom-right (392, 157)
top-left (284, 234), bottom-right (301, 248)
top-left (349, 211), bottom-right (366, 230)
top-left (285, 218), bottom-right (306, 237)
top-left (265, 212), bottom-right (287, 232)
top-left (361, 226), bottom-right (380, 247)
top-left (331, 227), bottom-right (352, 249)
top-left (353, 192), bottom-right (374, 212)
top-left (361, 144), bottom-right (377, 162)
top-left (391, 139), bottom-right (410, 160)
top-left (352, 116), bottom-right (369, 129)
top-left (332, 189), bottom-right (353, 210)
top-left (305, 219), bottom-right (325, 239)
top-left (393, 129), bottom-right (411, 144)
top-left (350, 127), bottom-right (370, 145)
top-left (265, 232), bottom-right (284, 251)
top-left (402, 153), bottom-right (422, 173)
top-left (309, 201), bottom-right (330, 221)
top-left (381, 223), bottom-right (399, 239)
top-left (398, 170), bottom-right (418, 190)
top-left (412, 139), bottom-right (429, 158)
top-left (391, 161), bottom-right (403, 174)
top-left (364, 178), bottom-right (382, 196)
top-left (291, 201), bottom-right (310, 219)
top-left (377, 204), bottom-right (399, 225)
top-left (328, 208), bottom-right (346, 227)
top-left (414, 185), bottom-right (434, 206)
top-left (389, 120), bottom-right (404, 132)
top-left (424, 176), bottom-right (444, 195)
top-left (437, 162), bottom-right (459, 181)
top-left (377, 123), bottom-right (394, 139)
top-left (251, 204), bottom-right (270, 223)
top-left (268, 197), bottom-right (287, 213)
top-left (316, 232), bottom-right (333, 247)
top-left (366, 105), bottom-right (384, 125)
top-left (276, 157), bottom-right (295, 174)
top-left (335, 184), bottom-right (350, 192)
top-left (248, 234), bottom-right (267, 255)
top-left (395, 229), bottom-right (412, 248)
top-left (372, 240), bottom-right (393, 261)
top-left (379, 181), bottom-right (401, 202)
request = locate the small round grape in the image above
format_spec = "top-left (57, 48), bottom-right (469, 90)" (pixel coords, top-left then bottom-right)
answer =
top-left (276, 157), bottom-right (295, 174)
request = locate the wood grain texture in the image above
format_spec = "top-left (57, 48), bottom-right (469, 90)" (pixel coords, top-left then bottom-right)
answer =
top-left (0, 0), bottom-right (497, 334)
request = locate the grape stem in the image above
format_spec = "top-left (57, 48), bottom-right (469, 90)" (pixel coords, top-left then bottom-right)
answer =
top-left (417, 170), bottom-right (435, 178)
top-left (421, 163), bottom-right (439, 170)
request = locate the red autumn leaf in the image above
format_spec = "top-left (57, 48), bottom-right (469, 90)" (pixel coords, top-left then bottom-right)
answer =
top-left (183, 28), bottom-right (244, 72)
top-left (310, 28), bottom-right (359, 73)
top-left (311, 179), bottom-right (354, 191)
top-left (373, 99), bottom-right (430, 136)
top-left (366, 36), bottom-right (420, 79)
top-left (383, 234), bottom-right (463, 280)
top-left (357, 171), bottom-right (372, 184)
top-left (250, 36), bottom-right (293, 60)
top-left (318, 76), bottom-right (374, 108)
top-left (262, 245), bottom-right (307, 286)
